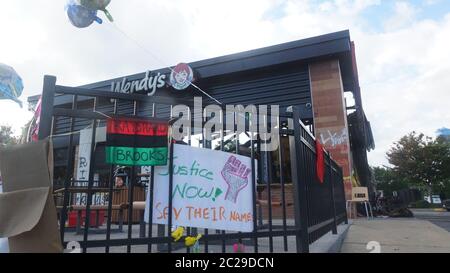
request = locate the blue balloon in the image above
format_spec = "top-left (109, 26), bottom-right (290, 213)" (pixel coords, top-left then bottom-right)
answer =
top-left (67, 1), bottom-right (102, 28)
top-left (0, 63), bottom-right (23, 108)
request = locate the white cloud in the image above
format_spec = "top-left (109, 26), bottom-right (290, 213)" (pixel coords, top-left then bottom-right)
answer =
top-left (384, 1), bottom-right (419, 31)
top-left (0, 0), bottom-right (449, 168)
top-left (424, 0), bottom-right (442, 5)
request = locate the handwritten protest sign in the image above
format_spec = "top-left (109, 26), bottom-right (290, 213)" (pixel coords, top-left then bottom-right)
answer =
top-left (106, 117), bottom-right (169, 166)
top-left (145, 144), bottom-right (255, 232)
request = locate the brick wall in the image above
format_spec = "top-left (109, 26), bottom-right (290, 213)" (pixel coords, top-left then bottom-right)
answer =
top-left (257, 184), bottom-right (295, 220)
top-left (309, 60), bottom-right (353, 201)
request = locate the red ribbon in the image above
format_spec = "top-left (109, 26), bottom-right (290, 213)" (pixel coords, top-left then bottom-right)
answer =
top-left (316, 140), bottom-right (325, 184)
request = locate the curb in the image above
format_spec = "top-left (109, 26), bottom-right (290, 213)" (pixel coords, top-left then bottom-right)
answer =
top-left (328, 221), bottom-right (352, 253)
top-left (309, 220), bottom-right (352, 253)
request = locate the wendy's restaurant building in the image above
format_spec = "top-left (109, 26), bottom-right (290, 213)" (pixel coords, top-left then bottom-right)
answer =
top-left (28, 29), bottom-right (374, 222)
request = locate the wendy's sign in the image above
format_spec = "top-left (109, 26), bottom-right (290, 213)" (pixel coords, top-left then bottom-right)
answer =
top-left (110, 71), bottom-right (166, 96)
top-left (110, 63), bottom-right (195, 96)
top-left (170, 63), bottom-right (194, 91)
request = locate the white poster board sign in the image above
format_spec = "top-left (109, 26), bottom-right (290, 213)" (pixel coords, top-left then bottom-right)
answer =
top-left (75, 128), bottom-right (92, 205)
top-left (76, 128), bottom-right (92, 182)
top-left (74, 129), bottom-right (104, 205)
top-left (145, 144), bottom-right (255, 232)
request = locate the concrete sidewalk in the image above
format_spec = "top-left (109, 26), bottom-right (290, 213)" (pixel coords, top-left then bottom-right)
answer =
top-left (62, 219), bottom-right (351, 253)
top-left (340, 218), bottom-right (450, 253)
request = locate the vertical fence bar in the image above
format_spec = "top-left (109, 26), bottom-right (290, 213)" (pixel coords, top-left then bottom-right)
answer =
top-left (38, 75), bottom-right (56, 140)
top-left (59, 94), bottom-right (78, 243)
top-left (235, 116), bottom-right (243, 247)
top-left (266, 147), bottom-right (274, 252)
top-left (147, 166), bottom-right (155, 252)
top-left (203, 114), bottom-right (209, 253)
top-left (186, 105), bottom-right (192, 253)
top-left (156, 104), bottom-right (166, 252)
top-left (167, 138), bottom-right (175, 253)
top-left (251, 110), bottom-right (258, 253)
top-left (126, 168), bottom-right (135, 253)
top-left (256, 113), bottom-right (263, 232)
top-left (126, 101), bottom-right (138, 253)
top-left (340, 167), bottom-right (349, 225)
top-left (327, 152), bottom-right (338, 234)
top-left (305, 136), bottom-right (314, 241)
top-left (221, 110), bottom-right (226, 253)
top-left (287, 106), bottom-right (309, 253)
top-left (105, 98), bottom-right (117, 253)
top-left (278, 121), bottom-right (288, 251)
top-left (264, 111), bottom-right (274, 253)
top-left (82, 112), bottom-right (98, 253)
top-left (147, 103), bottom-right (156, 253)
top-left (257, 113), bottom-right (267, 254)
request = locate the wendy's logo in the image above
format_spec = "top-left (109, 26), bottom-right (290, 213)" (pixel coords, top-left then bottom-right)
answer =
top-left (170, 63), bottom-right (194, 91)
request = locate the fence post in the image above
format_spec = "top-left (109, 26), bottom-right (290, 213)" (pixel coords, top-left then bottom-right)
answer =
top-left (287, 106), bottom-right (309, 253)
top-left (38, 75), bottom-right (56, 140)
top-left (327, 152), bottom-right (338, 235)
top-left (339, 167), bottom-right (349, 225)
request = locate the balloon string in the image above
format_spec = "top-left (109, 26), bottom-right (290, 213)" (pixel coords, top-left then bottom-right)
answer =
top-left (108, 22), bottom-right (223, 105)
top-left (48, 110), bottom-right (114, 139)
top-left (93, 110), bottom-right (113, 119)
top-left (49, 123), bottom-right (93, 138)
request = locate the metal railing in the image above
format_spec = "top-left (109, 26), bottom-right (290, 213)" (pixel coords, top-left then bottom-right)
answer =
top-left (39, 75), bottom-right (348, 253)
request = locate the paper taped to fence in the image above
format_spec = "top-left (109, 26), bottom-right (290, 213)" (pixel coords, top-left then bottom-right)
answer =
top-left (145, 144), bottom-right (255, 232)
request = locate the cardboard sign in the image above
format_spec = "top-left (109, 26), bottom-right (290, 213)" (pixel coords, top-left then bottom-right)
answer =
top-left (352, 187), bottom-right (369, 202)
top-left (0, 139), bottom-right (63, 253)
top-left (145, 144), bottom-right (255, 232)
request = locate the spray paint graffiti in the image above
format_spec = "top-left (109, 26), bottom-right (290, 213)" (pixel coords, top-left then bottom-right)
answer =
top-left (319, 128), bottom-right (348, 148)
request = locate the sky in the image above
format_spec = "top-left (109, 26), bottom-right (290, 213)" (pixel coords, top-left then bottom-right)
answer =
top-left (0, 0), bottom-right (449, 167)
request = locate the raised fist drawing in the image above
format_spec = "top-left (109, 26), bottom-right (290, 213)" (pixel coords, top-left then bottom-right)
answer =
top-left (221, 156), bottom-right (251, 203)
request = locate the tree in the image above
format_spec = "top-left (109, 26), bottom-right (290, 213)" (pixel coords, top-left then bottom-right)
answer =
top-left (434, 135), bottom-right (450, 199)
top-left (0, 125), bottom-right (18, 146)
top-left (372, 166), bottom-right (408, 197)
top-left (386, 131), bottom-right (450, 201)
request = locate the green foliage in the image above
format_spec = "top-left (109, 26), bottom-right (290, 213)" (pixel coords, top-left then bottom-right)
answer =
top-left (382, 131), bottom-right (450, 199)
top-left (409, 200), bottom-right (431, 208)
top-left (372, 166), bottom-right (408, 196)
top-left (0, 125), bottom-right (18, 146)
top-left (409, 200), bottom-right (442, 209)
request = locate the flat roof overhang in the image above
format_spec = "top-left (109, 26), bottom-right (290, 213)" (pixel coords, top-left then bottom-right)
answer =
top-left (28, 30), bottom-right (358, 105)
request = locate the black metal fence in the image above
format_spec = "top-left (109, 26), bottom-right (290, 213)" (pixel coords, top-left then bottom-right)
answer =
top-left (39, 75), bottom-right (347, 253)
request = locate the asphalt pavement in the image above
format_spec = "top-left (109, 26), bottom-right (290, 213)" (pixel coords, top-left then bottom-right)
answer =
top-left (411, 208), bottom-right (450, 233)
top-left (340, 218), bottom-right (450, 253)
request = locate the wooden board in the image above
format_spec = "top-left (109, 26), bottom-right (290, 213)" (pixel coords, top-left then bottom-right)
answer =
top-left (111, 186), bottom-right (146, 223)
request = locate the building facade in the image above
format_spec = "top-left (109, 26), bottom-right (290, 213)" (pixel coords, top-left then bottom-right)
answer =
top-left (28, 30), bottom-right (374, 206)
